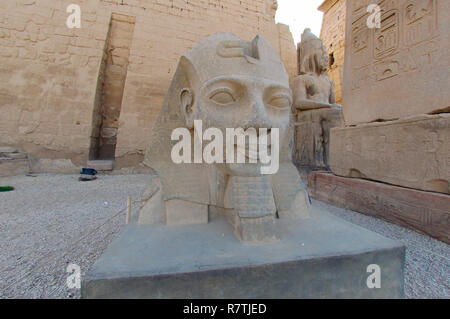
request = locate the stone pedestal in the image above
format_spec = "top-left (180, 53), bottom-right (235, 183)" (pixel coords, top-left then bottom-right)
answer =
top-left (86, 160), bottom-right (114, 171)
top-left (294, 106), bottom-right (342, 170)
top-left (0, 159), bottom-right (29, 177)
top-left (82, 206), bottom-right (405, 299)
top-left (308, 172), bottom-right (450, 244)
top-left (330, 114), bottom-right (449, 195)
top-left (0, 147), bottom-right (29, 177)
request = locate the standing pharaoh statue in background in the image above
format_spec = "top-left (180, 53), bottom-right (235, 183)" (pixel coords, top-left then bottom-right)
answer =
top-left (292, 29), bottom-right (342, 169)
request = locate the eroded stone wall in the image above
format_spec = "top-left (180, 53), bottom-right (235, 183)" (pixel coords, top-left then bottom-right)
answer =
top-left (319, 0), bottom-right (346, 104)
top-left (330, 114), bottom-right (450, 194)
top-left (329, 0), bottom-right (450, 194)
top-left (342, 0), bottom-right (450, 126)
top-left (0, 0), bottom-right (296, 168)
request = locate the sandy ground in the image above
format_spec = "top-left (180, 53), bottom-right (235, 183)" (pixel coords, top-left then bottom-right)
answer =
top-left (0, 173), bottom-right (448, 298)
top-left (314, 201), bottom-right (450, 299)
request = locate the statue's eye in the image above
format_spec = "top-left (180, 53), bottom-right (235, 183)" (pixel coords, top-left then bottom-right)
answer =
top-left (209, 89), bottom-right (235, 105)
top-left (269, 95), bottom-right (291, 109)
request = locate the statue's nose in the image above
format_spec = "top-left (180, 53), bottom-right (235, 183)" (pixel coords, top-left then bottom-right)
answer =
top-left (242, 98), bottom-right (272, 130)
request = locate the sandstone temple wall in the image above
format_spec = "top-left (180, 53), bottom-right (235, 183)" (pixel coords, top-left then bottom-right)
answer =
top-left (0, 0), bottom-right (296, 168)
top-left (330, 0), bottom-right (449, 195)
top-left (312, 0), bottom-right (449, 243)
top-left (319, 0), bottom-right (346, 104)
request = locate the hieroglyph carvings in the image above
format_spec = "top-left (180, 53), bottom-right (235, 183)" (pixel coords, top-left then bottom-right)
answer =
top-left (343, 0), bottom-right (449, 125)
top-left (330, 114), bottom-right (450, 194)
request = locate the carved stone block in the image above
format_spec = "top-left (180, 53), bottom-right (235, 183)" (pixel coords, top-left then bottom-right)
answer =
top-left (165, 199), bottom-right (208, 226)
top-left (343, 0), bottom-right (450, 125)
top-left (330, 114), bottom-right (450, 194)
top-left (308, 171), bottom-right (450, 243)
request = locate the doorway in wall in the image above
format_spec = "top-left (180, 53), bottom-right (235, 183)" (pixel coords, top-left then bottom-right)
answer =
top-left (89, 13), bottom-right (135, 167)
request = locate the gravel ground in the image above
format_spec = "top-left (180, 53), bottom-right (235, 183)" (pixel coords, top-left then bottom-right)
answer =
top-left (0, 173), bottom-right (150, 298)
top-left (0, 173), bottom-right (448, 299)
top-left (315, 200), bottom-right (450, 299)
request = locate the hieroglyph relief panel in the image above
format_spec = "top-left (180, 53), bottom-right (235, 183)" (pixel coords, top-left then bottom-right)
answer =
top-left (343, 0), bottom-right (448, 125)
top-left (330, 114), bottom-right (450, 194)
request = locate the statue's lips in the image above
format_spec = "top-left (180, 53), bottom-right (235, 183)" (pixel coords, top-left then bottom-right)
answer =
top-left (235, 143), bottom-right (271, 161)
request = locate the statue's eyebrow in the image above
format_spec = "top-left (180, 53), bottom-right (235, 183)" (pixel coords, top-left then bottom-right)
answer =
top-left (203, 76), bottom-right (289, 90)
top-left (202, 76), bottom-right (245, 88)
top-left (265, 85), bottom-right (292, 95)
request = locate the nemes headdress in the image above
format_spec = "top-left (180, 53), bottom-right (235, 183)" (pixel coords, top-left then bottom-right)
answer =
top-left (144, 33), bottom-right (304, 213)
top-left (182, 33), bottom-right (289, 85)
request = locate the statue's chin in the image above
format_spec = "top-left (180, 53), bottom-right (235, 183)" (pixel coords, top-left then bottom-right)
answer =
top-left (216, 163), bottom-right (265, 177)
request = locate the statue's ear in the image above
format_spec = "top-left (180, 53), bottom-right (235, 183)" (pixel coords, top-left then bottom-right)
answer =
top-left (181, 88), bottom-right (194, 129)
top-left (179, 56), bottom-right (198, 129)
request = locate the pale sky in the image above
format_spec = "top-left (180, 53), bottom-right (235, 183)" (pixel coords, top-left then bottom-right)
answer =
top-left (275, 0), bottom-right (325, 44)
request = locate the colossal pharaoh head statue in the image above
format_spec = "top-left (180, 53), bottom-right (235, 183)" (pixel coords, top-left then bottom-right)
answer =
top-left (141, 33), bottom-right (311, 243)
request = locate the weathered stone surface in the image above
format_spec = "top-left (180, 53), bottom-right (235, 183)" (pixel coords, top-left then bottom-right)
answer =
top-left (90, 13), bottom-right (135, 161)
top-left (165, 199), bottom-right (208, 226)
top-left (308, 172), bottom-right (450, 244)
top-left (292, 29), bottom-right (343, 169)
top-left (0, 0), bottom-right (297, 167)
top-left (139, 33), bottom-right (309, 243)
top-left (86, 160), bottom-right (114, 171)
top-left (0, 147), bottom-right (30, 176)
top-left (0, 147), bottom-right (18, 153)
top-left (82, 207), bottom-right (405, 298)
top-left (0, 159), bottom-right (29, 177)
top-left (342, 0), bottom-right (450, 125)
top-left (293, 29), bottom-right (340, 111)
top-left (318, 0), bottom-right (347, 104)
top-left (234, 215), bottom-right (279, 243)
top-left (3, 152), bottom-right (27, 159)
top-left (294, 106), bottom-right (343, 169)
top-left (330, 114), bottom-right (449, 194)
